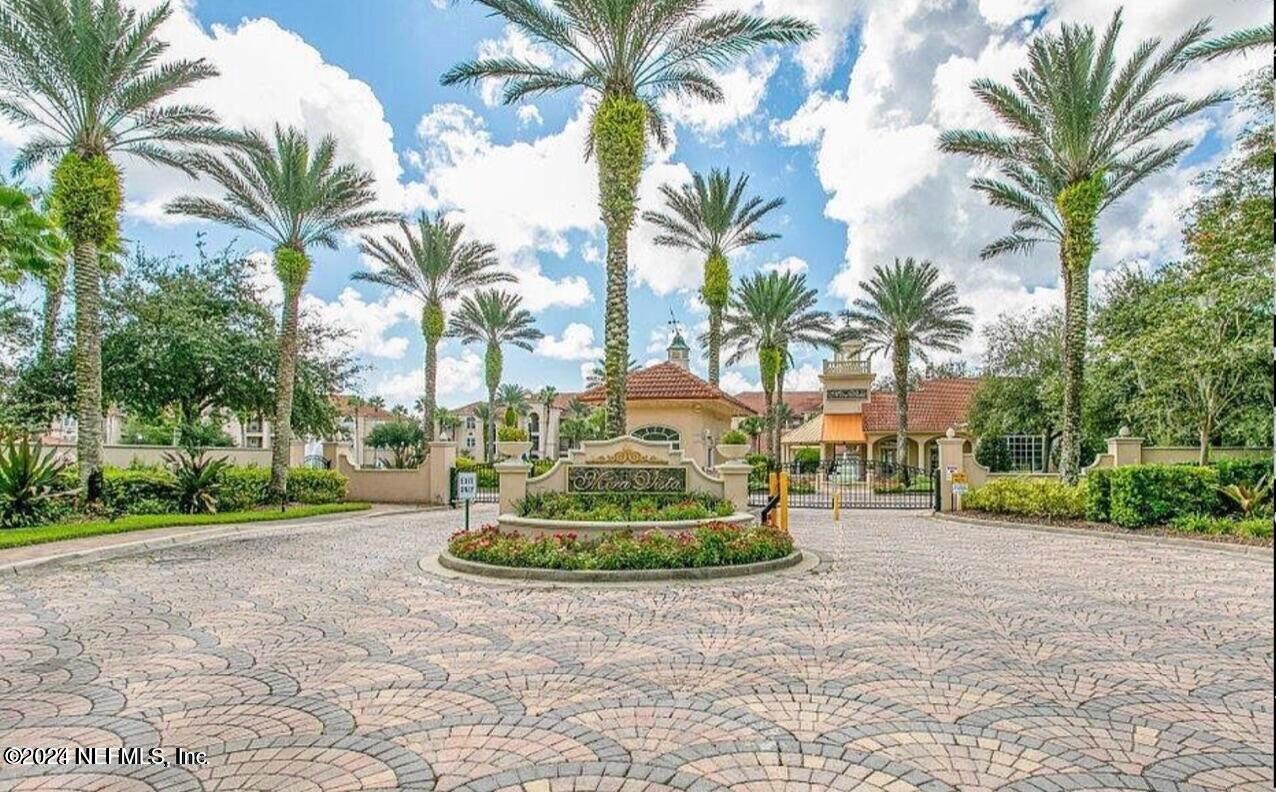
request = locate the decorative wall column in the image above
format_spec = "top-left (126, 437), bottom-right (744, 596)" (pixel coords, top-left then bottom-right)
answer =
top-left (495, 459), bottom-right (530, 514)
top-left (1106, 427), bottom-right (1144, 467)
top-left (936, 427), bottom-right (966, 512)
top-left (426, 441), bottom-right (457, 505)
top-left (717, 461), bottom-right (751, 513)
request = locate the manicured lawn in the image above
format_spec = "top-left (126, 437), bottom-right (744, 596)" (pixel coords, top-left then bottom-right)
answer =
top-left (0, 502), bottom-right (372, 550)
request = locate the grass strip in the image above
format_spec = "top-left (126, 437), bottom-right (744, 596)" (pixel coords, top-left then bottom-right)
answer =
top-left (0, 502), bottom-right (372, 550)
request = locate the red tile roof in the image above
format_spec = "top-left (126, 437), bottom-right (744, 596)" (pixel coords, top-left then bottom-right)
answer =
top-left (732, 390), bottom-right (823, 416)
top-left (862, 378), bottom-right (980, 433)
top-left (579, 362), bottom-right (756, 415)
top-left (331, 395), bottom-right (397, 421)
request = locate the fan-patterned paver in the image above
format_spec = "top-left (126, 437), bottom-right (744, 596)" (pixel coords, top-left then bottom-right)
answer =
top-left (0, 506), bottom-right (1271, 790)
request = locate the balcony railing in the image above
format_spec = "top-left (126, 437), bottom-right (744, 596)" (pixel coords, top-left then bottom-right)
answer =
top-left (823, 359), bottom-right (870, 376)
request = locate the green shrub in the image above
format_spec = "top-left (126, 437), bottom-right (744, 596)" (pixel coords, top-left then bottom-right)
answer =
top-left (497, 425), bottom-right (528, 442)
top-left (448, 520), bottom-right (793, 570)
top-left (792, 447), bottom-right (821, 473)
top-left (164, 449), bottom-right (231, 514)
top-left (1085, 468), bottom-right (1113, 522)
top-left (746, 453), bottom-right (771, 492)
top-left (1212, 457), bottom-right (1270, 488)
top-left (216, 466), bottom-right (269, 511)
top-left (719, 429), bottom-right (748, 445)
top-left (103, 466), bottom-right (178, 512)
top-left (1169, 513), bottom-right (1273, 540)
top-left (516, 491), bottom-right (736, 522)
top-left (455, 456), bottom-right (497, 487)
top-left (530, 458), bottom-right (556, 477)
top-left (285, 468), bottom-right (347, 504)
top-left (975, 435), bottom-right (1013, 472)
top-left (1108, 465), bottom-right (1219, 528)
top-left (961, 477), bottom-right (1086, 519)
top-left (0, 438), bottom-right (78, 528)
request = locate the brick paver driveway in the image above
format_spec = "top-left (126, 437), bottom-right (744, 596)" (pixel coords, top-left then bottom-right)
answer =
top-left (1, 507), bottom-right (1271, 791)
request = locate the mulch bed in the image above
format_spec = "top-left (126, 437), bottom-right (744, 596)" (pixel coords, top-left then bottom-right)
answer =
top-left (959, 510), bottom-right (1273, 548)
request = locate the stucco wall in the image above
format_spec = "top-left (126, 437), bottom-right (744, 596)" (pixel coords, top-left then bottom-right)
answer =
top-left (1141, 447), bottom-right (1271, 465)
top-left (45, 442), bottom-right (298, 468)
top-left (623, 403), bottom-right (734, 469)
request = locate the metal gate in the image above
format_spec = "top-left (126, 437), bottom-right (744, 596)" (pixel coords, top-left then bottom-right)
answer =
top-left (749, 459), bottom-right (937, 510)
top-left (451, 462), bottom-right (498, 504)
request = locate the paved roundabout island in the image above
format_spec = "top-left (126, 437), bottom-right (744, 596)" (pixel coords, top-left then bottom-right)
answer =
top-left (0, 506), bottom-right (1271, 790)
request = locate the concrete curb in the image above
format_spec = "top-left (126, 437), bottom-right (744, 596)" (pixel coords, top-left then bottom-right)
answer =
top-left (0, 505), bottom-right (436, 577)
top-left (932, 512), bottom-right (1273, 562)
top-left (425, 548), bottom-right (816, 587)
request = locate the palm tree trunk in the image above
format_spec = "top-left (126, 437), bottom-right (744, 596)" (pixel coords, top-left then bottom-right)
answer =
top-left (40, 268), bottom-right (65, 362)
top-left (423, 337), bottom-right (437, 442)
top-left (894, 336), bottom-right (910, 483)
top-left (71, 240), bottom-right (104, 501)
top-left (1058, 261), bottom-right (1089, 484)
top-left (774, 357), bottom-right (787, 465)
top-left (707, 304), bottom-right (723, 385)
top-left (268, 284), bottom-right (302, 503)
top-left (763, 388), bottom-right (774, 468)
top-left (594, 94), bottom-right (647, 438)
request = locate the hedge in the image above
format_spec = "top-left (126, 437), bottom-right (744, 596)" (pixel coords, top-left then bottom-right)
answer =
top-left (95, 464), bottom-right (347, 515)
top-left (1212, 457), bottom-right (1269, 488)
top-left (1084, 468), bottom-right (1113, 522)
top-left (1107, 464), bottom-right (1219, 528)
top-left (961, 477), bottom-right (1086, 520)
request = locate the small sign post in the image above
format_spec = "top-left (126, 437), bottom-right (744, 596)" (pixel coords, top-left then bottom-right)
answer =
top-left (951, 471), bottom-right (968, 511)
top-left (456, 471), bottom-right (477, 531)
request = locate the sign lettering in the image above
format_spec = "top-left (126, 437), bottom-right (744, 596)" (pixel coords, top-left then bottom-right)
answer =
top-left (456, 471), bottom-right (477, 501)
top-left (567, 466), bottom-right (686, 493)
top-left (826, 388), bottom-right (868, 400)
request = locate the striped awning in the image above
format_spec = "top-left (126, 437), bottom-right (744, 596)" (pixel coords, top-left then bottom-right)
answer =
top-left (821, 413), bottom-right (866, 444)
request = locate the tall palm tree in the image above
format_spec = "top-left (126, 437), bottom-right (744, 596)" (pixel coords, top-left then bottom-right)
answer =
top-left (443, 0), bottom-right (814, 437)
top-left (643, 168), bottom-right (784, 384)
top-left (472, 402), bottom-right (493, 458)
top-left (938, 10), bottom-right (1222, 481)
top-left (450, 289), bottom-right (542, 460)
top-left (535, 385), bottom-right (559, 457)
top-left (167, 125), bottom-right (397, 501)
top-left (0, 0), bottom-right (228, 498)
top-left (355, 212), bottom-right (512, 441)
top-left (840, 258), bottom-right (972, 474)
top-left (772, 276), bottom-right (835, 455)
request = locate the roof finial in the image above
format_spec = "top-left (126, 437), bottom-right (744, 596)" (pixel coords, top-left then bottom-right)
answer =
top-left (666, 308), bottom-right (690, 368)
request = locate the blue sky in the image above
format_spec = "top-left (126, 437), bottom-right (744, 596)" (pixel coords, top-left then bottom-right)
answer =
top-left (5, 0), bottom-right (1267, 409)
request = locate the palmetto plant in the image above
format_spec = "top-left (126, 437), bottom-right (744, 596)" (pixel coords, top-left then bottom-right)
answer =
top-left (0, 436), bottom-right (76, 528)
top-left (355, 213), bottom-right (512, 441)
top-left (643, 169), bottom-right (784, 385)
top-left (938, 10), bottom-right (1223, 482)
top-left (0, 0), bottom-right (229, 499)
top-left (167, 125), bottom-right (398, 502)
top-left (450, 290), bottom-right (542, 460)
top-left (163, 447), bottom-right (230, 515)
top-left (723, 270), bottom-right (831, 464)
top-left (1219, 476), bottom-right (1271, 518)
top-left (443, 0), bottom-right (814, 437)
top-left (841, 259), bottom-right (972, 475)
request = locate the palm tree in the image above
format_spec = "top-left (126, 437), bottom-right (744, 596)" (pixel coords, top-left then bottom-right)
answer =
top-left (367, 396), bottom-right (387, 412)
top-left (840, 258), bottom-right (972, 475)
top-left (1184, 22), bottom-right (1273, 61)
top-left (433, 406), bottom-right (460, 439)
top-left (586, 356), bottom-right (637, 389)
top-left (355, 212), bottom-right (512, 441)
top-left (722, 270), bottom-right (831, 462)
top-left (938, 10), bottom-right (1222, 482)
top-left (450, 290), bottom-right (542, 460)
top-left (738, 415), bottom-right (765, 453)
top-left (167, 125), bottom-right (397, 501)
top-left (472, 402), bottom-right (494, 458)
top-left (643, 169), bottom-right (784, 384)
top-left (497, 383), bottom-right (530, 427)
top-left (0, 0), bottom-right (229, 498)
top-left (535, 385), bottom-right (559, 457)
top-left (443, 0), bottom-right (814, 437)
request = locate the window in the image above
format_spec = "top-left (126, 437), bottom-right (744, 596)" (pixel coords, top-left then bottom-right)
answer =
top-left (528, 412), bottom-right (540, 445)
top-left (465, 416), bottom-right (476, 430)
top-left (633, 425), bottom-right (680, 449)
top-left (246, 415), bottom-right (262, 433)
top-left (465, 436), bottom-right (476, 449)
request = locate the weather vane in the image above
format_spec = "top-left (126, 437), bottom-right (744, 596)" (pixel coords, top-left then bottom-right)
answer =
top-left (667, 308), bottom-right (681, 337)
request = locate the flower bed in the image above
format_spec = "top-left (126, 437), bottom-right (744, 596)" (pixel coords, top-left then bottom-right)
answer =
top-left (516, 491), bottom-right (735, 522)
top-left (448, 521), bottom-right (793, 571)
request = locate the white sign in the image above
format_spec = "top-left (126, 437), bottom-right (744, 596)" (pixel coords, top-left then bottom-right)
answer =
top-left (456, 471), bottom-right (477, 501)
top-left (953, 483), bottom-right (968, 495)
top-left (945, 465), bottom-right (957, 480)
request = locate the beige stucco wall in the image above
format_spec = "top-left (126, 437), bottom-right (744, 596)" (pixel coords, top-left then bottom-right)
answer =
top-left (1141, 446), bottom-right (1271, 465)
top-left (622, 401), bottom-right (735, 469)
top-left (45, 442), bottom-right (299, 468)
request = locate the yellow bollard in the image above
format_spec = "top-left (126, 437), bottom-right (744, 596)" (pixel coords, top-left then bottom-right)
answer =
top-left (833, 492), bottom-right (840, 522)
top-left (769, 471), bottom-right (778, 498)
top-left (779, 471), bottom-right (790, 532)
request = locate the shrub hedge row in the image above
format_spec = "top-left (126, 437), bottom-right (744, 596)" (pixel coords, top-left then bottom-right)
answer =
top-left (100, 465), bottom-right (347, 514)
top-left (965, 463), bottom-right (1252, 530)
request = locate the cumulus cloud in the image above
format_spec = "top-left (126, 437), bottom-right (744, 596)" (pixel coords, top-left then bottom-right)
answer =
top-left (475, 25), bottom-right (554, 108)
top-left (761, 255), bottom-right (810, 275)
top-left (773, 0), bottom-right (1264, 345)
top-left (376, 349), bottom-right (486, 406)
top-left (718, 369), bottom-right (760, 394)
top-left (535, 323), bottom-right (603, 361)
top-left (660, 55), bottom-right (780, 136)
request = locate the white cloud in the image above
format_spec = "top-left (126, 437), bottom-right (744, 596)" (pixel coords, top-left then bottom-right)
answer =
top-left (712, 0), bottom-right (862, 87)
top-left (718, 369), bottom-right (760, 394)
top-left (761, 255), bottom-right (809, 275)
top-left (535, 323), bottom-right (603, 361)
top-left (517, 105), bottom-right (543, 127)
top-left (475, 25), bottom-right (554, 108)
top-left (661, 55), bottom-right (780, 136)
top-left (375, 349), bottom-right (486, 406)
top-left (781, 363), bottom-right (823, 391)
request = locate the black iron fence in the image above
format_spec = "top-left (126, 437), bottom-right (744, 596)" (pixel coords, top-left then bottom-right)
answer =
top-left (749, 458), bottom-right (937, 510)
top-left (451, 462), bottom-right (498, 504)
